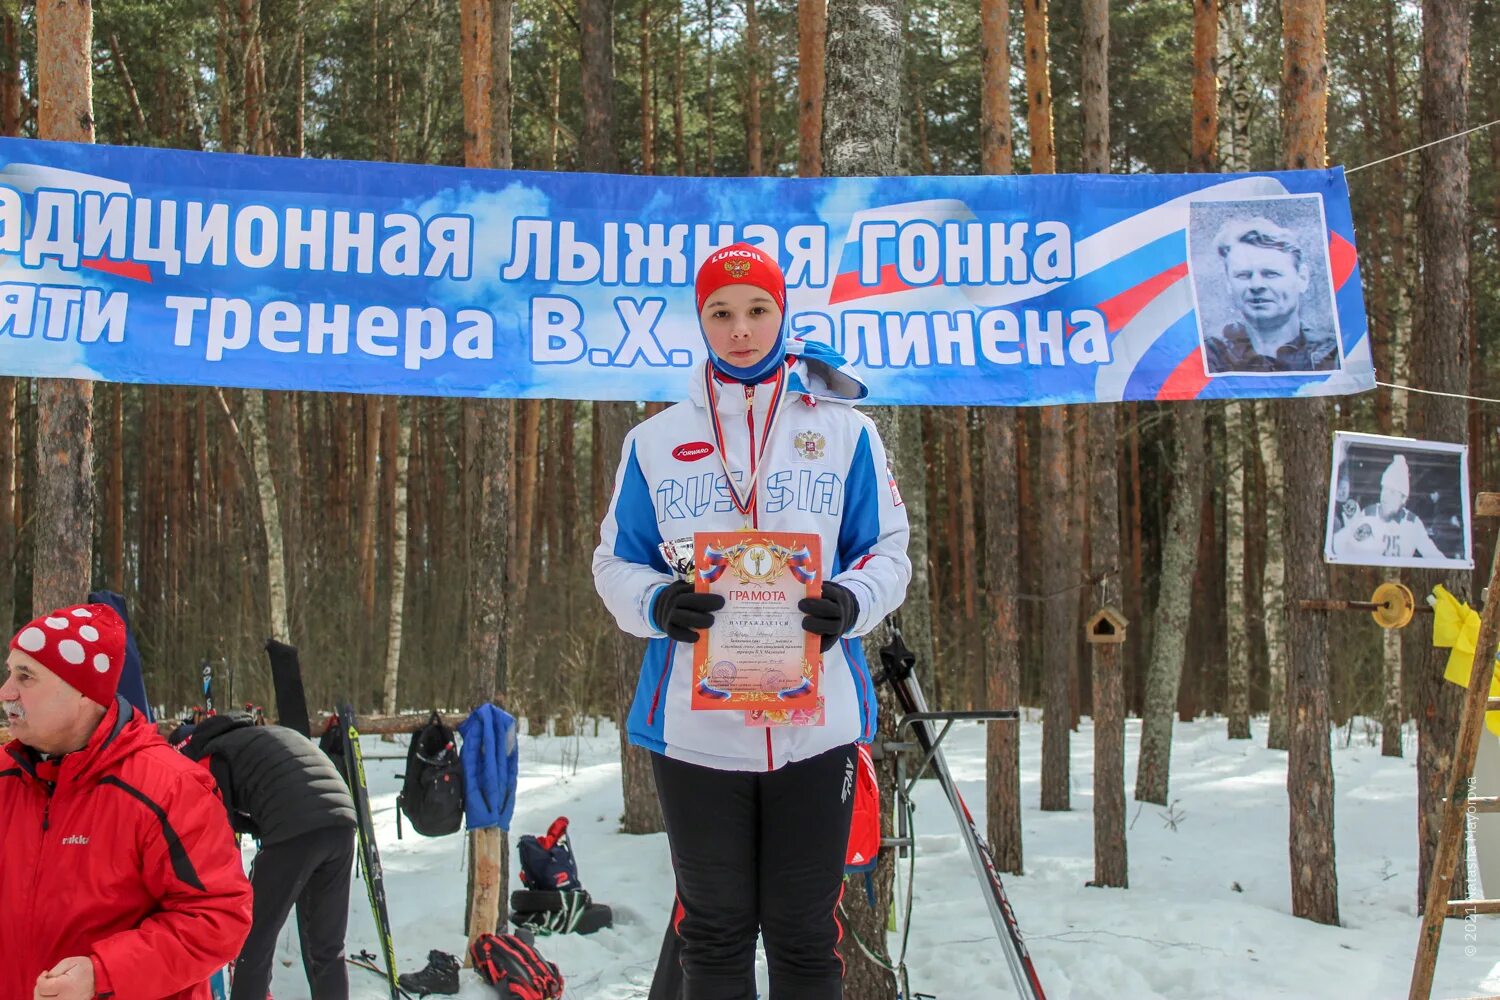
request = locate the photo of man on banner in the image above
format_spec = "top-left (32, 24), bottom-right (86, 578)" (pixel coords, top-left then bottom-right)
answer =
top-left (1188, 194), bottom-right (1344, 376)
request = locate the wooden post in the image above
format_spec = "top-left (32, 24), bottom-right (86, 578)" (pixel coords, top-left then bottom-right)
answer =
top-left (1410, 493), bottom-right (1500, 999)
top-left (466, 826), bottom-right (506, 942)
top-left (1087, 607), bottom-right (1128, 887)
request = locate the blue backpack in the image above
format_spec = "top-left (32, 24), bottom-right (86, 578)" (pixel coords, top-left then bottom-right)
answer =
top-left (517, 816), bottom-right (582, 891)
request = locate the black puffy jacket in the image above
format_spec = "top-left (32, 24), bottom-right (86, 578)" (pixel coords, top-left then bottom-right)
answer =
top-left (178, 714), bottom-right (356, 845)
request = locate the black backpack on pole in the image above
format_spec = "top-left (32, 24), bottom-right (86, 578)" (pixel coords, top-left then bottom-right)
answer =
top-left (396, 711), bottom-right (464, 840)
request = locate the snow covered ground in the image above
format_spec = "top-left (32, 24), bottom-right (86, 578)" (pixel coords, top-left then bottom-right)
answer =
top-left (263, 715), bottom-right (1500, 999)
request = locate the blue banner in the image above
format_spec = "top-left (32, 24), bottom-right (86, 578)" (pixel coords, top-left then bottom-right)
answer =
top-left (0, 137), bottom-right (1372, 405)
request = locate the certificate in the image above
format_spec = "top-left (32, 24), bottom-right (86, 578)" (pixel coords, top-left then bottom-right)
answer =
top-left (691, 530), bottom-right (822, 711)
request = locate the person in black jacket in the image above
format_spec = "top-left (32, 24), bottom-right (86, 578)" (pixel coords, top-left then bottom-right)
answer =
top-left (172, 713), bottom-right (358, 1000)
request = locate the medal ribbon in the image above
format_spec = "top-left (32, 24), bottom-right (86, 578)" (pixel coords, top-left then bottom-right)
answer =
top-left (704, 360), bottom-right (790, 524)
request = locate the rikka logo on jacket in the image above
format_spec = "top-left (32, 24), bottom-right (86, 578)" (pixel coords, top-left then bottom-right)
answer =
top-left (61, 834), bottom-right (90, 845)
top-left (672, 442), bottom-right (716, 463)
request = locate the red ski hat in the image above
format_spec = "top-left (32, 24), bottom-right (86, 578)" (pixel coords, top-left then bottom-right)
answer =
top-left (9, 603), bottom-right (127, 707)
top-left (695, 242), bottom-right (786, 314)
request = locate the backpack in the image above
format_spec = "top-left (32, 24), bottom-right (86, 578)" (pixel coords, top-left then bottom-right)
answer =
top-left (318, 712), bottom-right (349, 784)
top-left (469, 933), bottom-right (564, 999)
top-left (397, 711), bottom-right (465, 839)
top-left (516, 816), bottom-right (582, 891)
top-left (846, 743), bottom-right (881, 905)
top-left (845, 743), bottom-right (880, 872)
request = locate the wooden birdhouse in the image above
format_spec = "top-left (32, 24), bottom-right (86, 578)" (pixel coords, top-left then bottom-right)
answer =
top-left (1085, 606), bottom-right (1129, 645)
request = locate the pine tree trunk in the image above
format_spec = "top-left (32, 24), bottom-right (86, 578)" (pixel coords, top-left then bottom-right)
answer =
top-left (293, 0), bottom-right (305, 156)
top-left (461, 0), bottom-right (512, 945)
top-left (978, 0), bottom-right (1019, 871)
top-left (358, 397), bottom-right (381, 634)
top-left (32, 0), bottom-right (95, 616)
top-left (493, 0), bottom-right (513, 169)
top-left (704, 0), bottom-right (715, 173)
top-left (1280, 0), bottom-right (1339, 924)
top-left (824, 0), bottom-right (904, 984)
top-left (0, 377), bottom-right (13, 633)
top-left (954, 409), bottom-right (978, 690)
top-left (672, 3), bottom-right (686, 172)
top-left (599, 401), bottom-right (664, 834)
top-left (460, 0), bottom-right (494, 170)
top-left (910, 49), bottom-right (933, 173)
top-left (979, 0), bottom-right (1012, 174)
top-left (547, 6), bottom-right (562, 170)
top-left (241, 390), bottom-right (290, 641)
top-left (639, 0), bottom-right (653, 173)
top-left (1, 13), bottom-right (20, 138)
top-left (263, 394), bottom-right (305, 643)
top-left (1090, 404), bottom-right (1127, 886)
top-left (12, 379), bottom-right (32, 638)
top-left (1191, 0), bottom-right (1217, 171)
top-left (1225, 402), bottom-right (1250, 739)
top-left (1134, 407), bottom-right (1205, 805)
top-left (1380, 402), bottom-right (1408, 760)
top-left (1375, 0), bottom-right (1413, 761)
top-left (744, 0), bottom-right (762, 175)
top-left (105, 385), bottom-right (124, 593)
top-left (579, 0), bottom-right (615, 173)
top-left (1070, 413), bottom-right (1088, 729)
top-left (1412, 0), bottom-right (1471, 912)
top-left (1127, 405), bottom-right (1145, 711)
top-left (238, 0), bottom-right (263, 154)
top-left (797, 0), bottom-right (825, 176)
top-left (1260, 399), bottom-right (1289, 750)
top-left (981, 407), bottom-right (1023, 874)
top-left (1039, 407), bottom-right (1072, 811)
top-left (515, 400), bottom-right (542, 603)
top-left (1022, 0), bottom-right (1070, 813)
top-left (894, 407), bottom-right (935, 682)
top-left (577, 0), bottom-right (662, 836)
top-left (382, 400), bottom-right (412, 716)
top-left (1080, 0), bottom-right (1124, 886)
top-left (1021, 0), bottom-right (1054, 173)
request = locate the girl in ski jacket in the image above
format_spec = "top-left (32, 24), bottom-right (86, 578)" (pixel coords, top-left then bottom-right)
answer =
top-left (594, 242), bottom-right (911, 997)
top-left (1, 604), bottom-right (252, 1000)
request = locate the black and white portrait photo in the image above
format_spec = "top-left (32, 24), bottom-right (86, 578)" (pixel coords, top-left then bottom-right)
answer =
top-left (1187, 194), bottom-right (1344, 376)
top-left (1324, 432), bottom-right (1472, 571)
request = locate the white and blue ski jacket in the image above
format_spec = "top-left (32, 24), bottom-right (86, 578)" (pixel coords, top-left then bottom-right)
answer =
top-left (593, 345), bottom-right (912, 772)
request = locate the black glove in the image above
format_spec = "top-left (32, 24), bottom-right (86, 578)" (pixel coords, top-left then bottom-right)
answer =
top-left (798, 580), bottom-right (860, 653)
top-left (651, 580), bottom-right (726, 644)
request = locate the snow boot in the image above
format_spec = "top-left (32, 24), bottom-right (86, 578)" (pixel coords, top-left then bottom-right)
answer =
top-left (397, 949), bottom-right (461, 996)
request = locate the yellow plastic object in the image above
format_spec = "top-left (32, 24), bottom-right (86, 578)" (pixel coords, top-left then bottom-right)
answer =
top-left (1434, 584), bottom-right (1500, 737)
top-left (1371, 581), bottom-right (1415, 630)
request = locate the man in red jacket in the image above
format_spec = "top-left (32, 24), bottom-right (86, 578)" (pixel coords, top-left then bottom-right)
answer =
top-left (0, 602), bottom-right (253, 1000)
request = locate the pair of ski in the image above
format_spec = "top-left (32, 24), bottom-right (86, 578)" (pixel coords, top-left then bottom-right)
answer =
top-left (338, 702), bottom-right (405, 1000)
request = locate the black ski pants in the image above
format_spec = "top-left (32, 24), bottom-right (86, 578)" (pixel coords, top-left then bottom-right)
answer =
top-left (232, 823), bottom-right (356, 1000)
top-left (651, 743), bottom-right (857, 1000)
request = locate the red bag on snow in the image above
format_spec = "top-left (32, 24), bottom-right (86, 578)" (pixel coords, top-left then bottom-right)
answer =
top-left (469, 933), bottom-right (564, 999)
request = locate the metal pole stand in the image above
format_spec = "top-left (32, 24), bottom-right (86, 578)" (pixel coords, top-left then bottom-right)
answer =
top-left (881, 708), bottom-right (1021, 858)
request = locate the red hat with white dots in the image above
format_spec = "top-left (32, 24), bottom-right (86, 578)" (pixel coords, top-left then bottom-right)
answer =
top-left (9, 603), bottom-right (127, 707)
